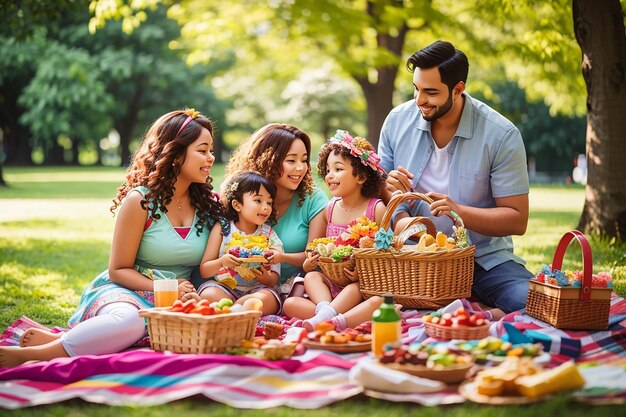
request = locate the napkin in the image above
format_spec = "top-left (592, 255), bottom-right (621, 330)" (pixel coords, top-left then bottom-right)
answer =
top-left (349, 359), bottom-right (445, 394)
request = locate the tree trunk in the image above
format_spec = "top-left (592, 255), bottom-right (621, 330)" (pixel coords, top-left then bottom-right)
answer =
top-left (71, 138), bottom-right (80, 165)
top-left (45, 141), bottom-right (65, 165)
top-left (574, 0), bottom-right (626, 241)
top-left (353, 1), bottom-right (409, 148)
top-left (1, 93), bottom-right (33, 165)
top-left (0, 129), bottom-right (6, 186)
top-left (115, 82), bottom-right (144, 167)
top-left (356, 77), bottom-right (395, 149)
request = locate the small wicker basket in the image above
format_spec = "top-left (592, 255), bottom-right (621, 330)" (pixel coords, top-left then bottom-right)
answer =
top-left (525, 230), bottom-right (611, 330)
top-left (139, 308), bottom-right (261, 354)
top-left (354, 192), bottom-right (475, 308)
top-left (424, 322), bottom-right (490, 340)
top-left (318, 258), bottom-right (357, 287)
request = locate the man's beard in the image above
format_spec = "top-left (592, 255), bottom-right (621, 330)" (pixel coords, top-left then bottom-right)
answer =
top-left (421, 93), bottom-right (453, 122)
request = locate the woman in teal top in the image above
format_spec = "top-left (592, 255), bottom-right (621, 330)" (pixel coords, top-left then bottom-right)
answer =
top-left (0, 109), bottom-right (225, 367)
top-left (226, 124), bottom-right (328, 295)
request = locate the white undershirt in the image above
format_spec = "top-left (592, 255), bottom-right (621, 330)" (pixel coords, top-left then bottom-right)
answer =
top-left (415, 143), bottom-right (451, 195)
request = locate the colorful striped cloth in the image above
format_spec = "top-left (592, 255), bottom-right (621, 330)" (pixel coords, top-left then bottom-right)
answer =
top-left (492, 293), bottom-right (626, 367)
top-left (0, 349), bottom-right (362, 409)
top-left (2, 295), bottom-right (625, 409)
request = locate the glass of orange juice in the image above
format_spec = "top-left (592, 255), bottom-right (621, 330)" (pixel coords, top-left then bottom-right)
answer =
top-left (153, 279), bottom-right (178, 307)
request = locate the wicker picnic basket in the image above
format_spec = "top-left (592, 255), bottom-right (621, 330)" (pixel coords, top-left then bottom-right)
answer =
top-left (354, 192), bottom-right (475, 309)
top-left (139, 308), bottom-right (262, 354)
top-left (318, 258), bottom-right (357, 287)
top-left (525, 230), bottom-right (611, 330)
top-left (424, 322), bottom-right (490, 341)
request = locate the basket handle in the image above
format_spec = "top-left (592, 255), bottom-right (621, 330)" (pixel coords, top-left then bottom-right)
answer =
top-left (393, 217), bottom-right (436, 249)
top-left (380, 191), bottom-right (464, 230)
top-left (552, 230), bottom-right (593, 301)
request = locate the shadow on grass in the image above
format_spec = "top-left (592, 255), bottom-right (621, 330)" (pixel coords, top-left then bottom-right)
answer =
top-left (0, 237), bottom-right (109, 329)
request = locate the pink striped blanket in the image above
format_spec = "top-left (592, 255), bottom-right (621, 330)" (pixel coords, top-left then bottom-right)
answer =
top-left (2, 294), bottom-right (625, 408)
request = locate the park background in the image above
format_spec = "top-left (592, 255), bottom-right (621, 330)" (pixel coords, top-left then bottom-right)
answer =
top-left (1, 0), bottom-right (625, 416)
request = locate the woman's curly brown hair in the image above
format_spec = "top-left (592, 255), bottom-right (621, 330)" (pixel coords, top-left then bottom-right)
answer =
top-left (317, 143), bottom-right (387, 198)
top-left (221, 170), bottom-right (277, 225)
top-left (110, 110), bottom-right (223, 235)
top-left (226, 123), bottom-right (314, 207)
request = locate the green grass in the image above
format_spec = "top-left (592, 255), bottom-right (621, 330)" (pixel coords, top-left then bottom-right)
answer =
top-left (1, 166), bottom-right (625, 416)
top-left (0, 165), bottom-right (226, 198)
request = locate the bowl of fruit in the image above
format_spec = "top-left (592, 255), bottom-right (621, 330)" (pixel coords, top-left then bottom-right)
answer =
top-left (422, 307), bottom-right (490, 340)
top-left (378, 343), bottom-right (474, 384)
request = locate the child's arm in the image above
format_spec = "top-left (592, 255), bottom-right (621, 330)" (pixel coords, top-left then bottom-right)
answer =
top-left (373, 200), bottom-right (387, 226)
top-left (199, 223), bottom-right (241, 278)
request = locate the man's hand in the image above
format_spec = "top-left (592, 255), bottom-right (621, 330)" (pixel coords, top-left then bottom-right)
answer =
top-left (427, 192), bottom-right (460, 218)
top-left (386, 165), bottom-right (415, 194)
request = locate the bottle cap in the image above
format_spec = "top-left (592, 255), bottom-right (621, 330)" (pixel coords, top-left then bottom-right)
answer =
top-left (383, 293), bottom-right (394, 304)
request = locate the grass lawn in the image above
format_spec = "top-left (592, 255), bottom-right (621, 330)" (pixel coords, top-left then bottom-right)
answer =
top-left (1, 166), bottom-right (625, 416)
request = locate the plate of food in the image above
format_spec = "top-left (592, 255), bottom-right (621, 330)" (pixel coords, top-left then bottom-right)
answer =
top-left (381, 361), bottom-right (474, 384)
top-left (459, 380), bottom-right (552, 404)
top-left (302, 338), bottom-right (371, 353)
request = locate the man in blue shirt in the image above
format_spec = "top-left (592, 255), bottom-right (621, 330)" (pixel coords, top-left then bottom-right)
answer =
top-left (378, 40), bottom-right (533, 318)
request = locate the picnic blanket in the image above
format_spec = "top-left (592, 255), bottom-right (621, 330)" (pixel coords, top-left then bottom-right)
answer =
top-left (2, 295), bottom-right (626, 409)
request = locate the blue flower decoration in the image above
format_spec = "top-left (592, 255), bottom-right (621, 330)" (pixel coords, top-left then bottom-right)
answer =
top-left (540, 264), bottom-right (551, 275)
top-left (553, 269), bottom-right (569, 286)
top-left (374, 228), bottom-right (394, 250)
top-left (571, 280), bottom-right (582, 288)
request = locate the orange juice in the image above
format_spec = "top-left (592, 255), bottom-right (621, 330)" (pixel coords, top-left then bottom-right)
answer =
top-left (154, 290), bottom-right (178, 307)
top-left (371, 294), bottom-right (401, 356)
top-left (372, 321), bottom-right (401, 356)
top-left (153, 279), bottom-right (179, 307)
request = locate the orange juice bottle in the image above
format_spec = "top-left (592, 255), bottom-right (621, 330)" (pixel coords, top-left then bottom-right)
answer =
top-left (371, 294), bottom-right (401, 356)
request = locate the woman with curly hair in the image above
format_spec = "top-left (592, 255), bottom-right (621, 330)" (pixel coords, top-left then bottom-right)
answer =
top-left (226, 123), bottom-right (328, 297)
top-left (0, 109), bottom-right (223, 367)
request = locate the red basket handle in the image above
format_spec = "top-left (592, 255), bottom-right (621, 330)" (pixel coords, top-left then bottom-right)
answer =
top-left (551, 230), bottom-right (593, 301)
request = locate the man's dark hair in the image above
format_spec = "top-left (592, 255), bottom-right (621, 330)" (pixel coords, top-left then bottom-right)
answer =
top-left (406, 40), bottom-right (469, 92)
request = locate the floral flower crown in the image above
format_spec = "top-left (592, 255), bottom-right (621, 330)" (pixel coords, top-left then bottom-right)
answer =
top-left (327, 130), bottom-right (386, 175)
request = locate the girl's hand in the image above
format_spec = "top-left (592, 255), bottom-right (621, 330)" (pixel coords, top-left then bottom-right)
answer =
top-left (303, 251), bottom-right (319, 272)
top-left (221, 253), bottom-right (241, 268)
top-left (343, 267), bottom-right (358, 281)
top-left (177, 280), bottom-right (195, 298)
top-left (265, 248), bottom-right (282, 264)
top-left (251, 267), bottom-right (277, 287)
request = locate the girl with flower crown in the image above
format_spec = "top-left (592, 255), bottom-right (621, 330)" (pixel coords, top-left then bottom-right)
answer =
top-left (0, 109), bottom-right (224, 367)
top-left (191, 170), bottom-right (284, 315)
top-left (283, 130), bottom-right (388, 331)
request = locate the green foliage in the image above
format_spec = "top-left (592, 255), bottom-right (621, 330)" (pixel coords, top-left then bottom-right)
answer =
top-left (473, 81), bottom-right (586, 173)
top-left (0, 0), bottom-right (84, 39)
top-left (18, 41), bottom-right (114, 145)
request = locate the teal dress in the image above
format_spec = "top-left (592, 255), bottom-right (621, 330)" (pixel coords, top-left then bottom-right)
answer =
top-left (68, 187), bottom-right (217, 327)
top-left (273, 187), bottom-right (328, 283)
